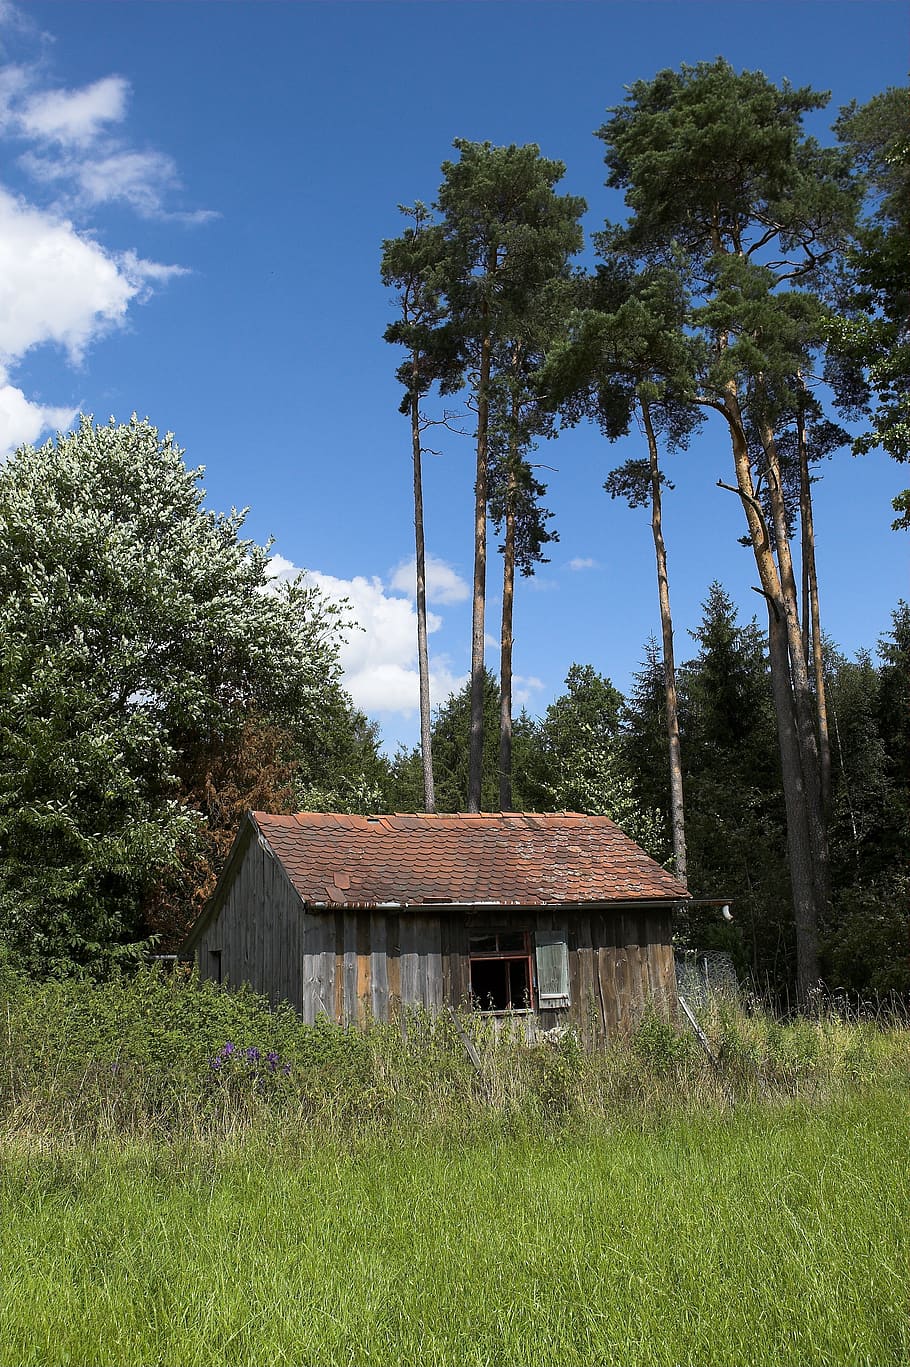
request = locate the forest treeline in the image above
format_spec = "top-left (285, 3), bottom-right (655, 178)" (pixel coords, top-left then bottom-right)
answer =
top-left (0, 60), bottom-right (905, 1000)
top-left (385, 595), bottom-right (909, 999)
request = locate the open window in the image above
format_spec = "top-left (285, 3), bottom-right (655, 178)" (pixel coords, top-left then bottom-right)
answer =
top-left (469, 931), bottom-right (533, 1012)
top-left (534, 933), bottom-right (570, 1009)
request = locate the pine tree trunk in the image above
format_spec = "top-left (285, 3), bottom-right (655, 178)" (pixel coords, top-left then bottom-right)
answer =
top-left (797, 395), bottom-right (832, 814)
top-left (758, 416), bottom-right (829, 925)
top-left (410, 380), bottom-right (435, 813)
top-left (641, 401), bottom-right (686, 882)
top-left (766, 602), bottom-right (821, 998)
top-left (467, 320), bottom-right (493, 813)
top-left (499, 446), bottom-right (517, 812)
top-left (722, 386), bottom-right (821, 995)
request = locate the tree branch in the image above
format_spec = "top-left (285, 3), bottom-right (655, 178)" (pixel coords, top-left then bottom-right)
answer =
top-left (716, 478), bottom-right (766, 524)
top-left (751, 584), bottom-right (781, 621)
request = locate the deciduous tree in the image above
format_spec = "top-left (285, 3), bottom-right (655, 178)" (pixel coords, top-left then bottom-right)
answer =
top-left (0, 417), bottom-right (367, 968)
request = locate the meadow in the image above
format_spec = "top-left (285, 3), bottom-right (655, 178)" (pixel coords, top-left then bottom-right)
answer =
top-left (1, 964), bottom-right (907, 1367)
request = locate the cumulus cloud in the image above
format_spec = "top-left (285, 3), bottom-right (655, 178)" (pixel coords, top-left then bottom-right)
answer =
top-left (389, 554), bottom-right (470, 605)
top-left (568, 556), bottom-right (599, 571)
top-left (0, 186), bottom-right (190, 455)
top-left (0, 34), bottom-right (212, 221)
top-left (0, 19), bottom-right (208, 453)
top-left (0, 366), bottom-right (74, 457)
top-left (19, 74), bottom-right (128, 147)
top-left (268, 555), bottom-right (467, 718)
top-left (0, 187), bottom-right (158, 363)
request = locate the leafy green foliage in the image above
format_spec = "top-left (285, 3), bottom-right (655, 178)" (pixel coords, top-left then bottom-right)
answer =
top-left (829, 87), bottom-right (910, 484)
top-left (0, 417), bottom-right (375, 969)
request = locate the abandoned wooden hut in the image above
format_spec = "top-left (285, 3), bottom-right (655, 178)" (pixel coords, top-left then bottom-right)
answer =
top-left (182, 811), bottom-right (688, 1040)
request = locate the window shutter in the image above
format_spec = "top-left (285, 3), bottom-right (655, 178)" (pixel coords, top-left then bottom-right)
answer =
top-left (535, 933), bottom-right (570, 1008)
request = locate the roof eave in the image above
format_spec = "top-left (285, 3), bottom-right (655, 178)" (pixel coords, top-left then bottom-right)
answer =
top-left (304, 894), bottom-right (687, 912)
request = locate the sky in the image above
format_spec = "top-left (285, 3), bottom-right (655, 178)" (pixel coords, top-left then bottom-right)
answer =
top-left (0, 0), bottom-right (906, 753)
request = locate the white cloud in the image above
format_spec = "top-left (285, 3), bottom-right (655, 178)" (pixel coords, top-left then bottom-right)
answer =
top-left (0, 46), bottom-right (213, 222)
top-left (268, 555), bottom-right (467, 718)
top-left (568, 556), bottom-right (599, 571)
top-left (265, 553), bottom-right (300, 585)
top-left (0, 188), bottom-right (185, 453)
top-left (0, 188), bottom-right (139, 362)
top-left (513, 674), bottom-right (545, 710)
top-left (389, 553), bottom-right (470, 605)
top-left (0, 65), bottom-right (29, 130)
top-left (0, 15), bottom-right (213, 450)
top-left (22, 145), bottom-right (218, 223)
top-left (0, 366), bottom-right (74, 457)
top-left (117, 248), bottom-right (188, 291)
top-left (20, 74), bottom-right (128, 147)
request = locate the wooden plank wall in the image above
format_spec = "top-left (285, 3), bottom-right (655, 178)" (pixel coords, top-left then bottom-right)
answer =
top-left (563, 908), bottom-right (677, 1047)
top-left (296, 904), bottom-right (676, 1036)
top-left (196, 838), bottom-right (302, 1010)
top-left (297, 909), bottom-right (448, 1024)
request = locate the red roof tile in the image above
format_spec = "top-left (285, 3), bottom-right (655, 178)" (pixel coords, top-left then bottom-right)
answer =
top-left (251, 811), bottom-right (687, 908)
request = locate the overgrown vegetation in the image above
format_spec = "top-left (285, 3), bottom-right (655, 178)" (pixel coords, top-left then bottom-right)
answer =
top-left (1, 966), bottom-right (907, 1366)
top-left (2, 962), bottom-right (907, 1141)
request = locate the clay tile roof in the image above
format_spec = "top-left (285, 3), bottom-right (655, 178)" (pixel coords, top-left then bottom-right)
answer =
top-left (251, 811), bottom-right (687, 908)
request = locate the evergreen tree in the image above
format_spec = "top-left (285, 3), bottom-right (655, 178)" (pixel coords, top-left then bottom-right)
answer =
top-left (597, 60), bottom-right (859, 995)
top-left (829, 86), bottom-right (910, 524)
top-left (677, 586), bottom-right (789, 987)
top-left (385, 669), bottom-right (537, 813)
top-left (381, 203), bottom-right (452, 812)
top-left (433, 140), bottom-right (585, 810)
top-left (541, 261), bottom-right (698, 878)
top-left (823, 608), bottom-right (910, 994)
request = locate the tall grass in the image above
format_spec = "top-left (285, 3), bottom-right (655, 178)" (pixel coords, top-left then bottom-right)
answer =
top-left (1, 964), bottom-right (908, 1365)
top-left (2, 963), bottom-right (907, 1141)
top-left (0, 1096), bottom-right (907, 1366)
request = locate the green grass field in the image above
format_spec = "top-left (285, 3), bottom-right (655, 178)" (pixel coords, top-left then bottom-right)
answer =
top-left (1, 966), bottom-right (908, 1365)
top-left (1, 1093), bottom-right (907, 1367)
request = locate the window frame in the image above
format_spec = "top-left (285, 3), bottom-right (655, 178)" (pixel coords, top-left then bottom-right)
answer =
top-left (468, 930), bottom-right (535, 1014)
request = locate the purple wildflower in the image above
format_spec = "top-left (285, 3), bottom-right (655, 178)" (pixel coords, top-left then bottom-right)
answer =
top-left (221, 1042), bottom-right (235, 1057)
top-left (209, 1057), bottom-right (222, 1072)
top-left (246, 1046), bottom-right (261, 1064)
top-left (267, 1051), bottom-right (279, 1070)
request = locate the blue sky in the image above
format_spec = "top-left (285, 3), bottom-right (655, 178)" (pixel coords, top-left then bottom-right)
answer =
top-left (1, 0), bottom-right (906, 752)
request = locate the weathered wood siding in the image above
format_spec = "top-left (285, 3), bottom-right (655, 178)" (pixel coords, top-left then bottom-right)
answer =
top-left (196, 834), bottom-right (302, 1009)
top-left (294, 903), bottom-right (676, 1037)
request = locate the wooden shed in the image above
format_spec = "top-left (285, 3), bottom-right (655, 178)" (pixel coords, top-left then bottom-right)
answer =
top-left (182, 811), bottom-right (688, 1041)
